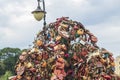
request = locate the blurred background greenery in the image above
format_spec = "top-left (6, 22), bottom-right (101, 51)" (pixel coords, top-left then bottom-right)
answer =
top-left (0, 47), bottom-right (25, 80)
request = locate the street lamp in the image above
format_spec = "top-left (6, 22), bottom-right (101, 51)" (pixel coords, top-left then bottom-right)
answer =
top-left (32, 0), bottom-right (46, 26)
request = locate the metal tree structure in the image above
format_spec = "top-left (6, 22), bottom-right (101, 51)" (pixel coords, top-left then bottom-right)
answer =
top-left (11, 17), bottom-right (118, 80)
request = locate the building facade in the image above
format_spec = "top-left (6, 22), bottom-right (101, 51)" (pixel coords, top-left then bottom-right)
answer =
top-left (115, 56), bottom-right (120, 76)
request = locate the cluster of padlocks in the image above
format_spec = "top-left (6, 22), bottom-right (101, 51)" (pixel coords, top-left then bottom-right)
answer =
top-left (11, 17), bottom-right (119, 80)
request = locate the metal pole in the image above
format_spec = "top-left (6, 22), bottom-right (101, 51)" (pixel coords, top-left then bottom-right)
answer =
top-left (37, 0), bottom-right (40, 9)
top-left (43, 0), bottom-right (46, 27)
top-left (42, 0), bottom-right (47, 38)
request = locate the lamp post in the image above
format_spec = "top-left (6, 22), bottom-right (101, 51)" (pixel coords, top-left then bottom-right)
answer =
top-left (32, 0), bottom-right (46, 27)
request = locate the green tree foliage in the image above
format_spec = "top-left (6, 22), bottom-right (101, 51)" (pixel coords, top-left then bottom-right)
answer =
top-left (0, 61), bottom-right (5, 75)
top-left (0, 71), bottom-right (13, 80)
top-left (0, 47), bottom-right (22, 76)
top-left (3, 56), bottom-right (18, 74)
top-left (0, 47), bottom-right (21, 57)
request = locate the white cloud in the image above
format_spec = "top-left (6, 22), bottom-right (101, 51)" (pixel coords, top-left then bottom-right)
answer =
top-left (0, 0), bottom-right (120, 57)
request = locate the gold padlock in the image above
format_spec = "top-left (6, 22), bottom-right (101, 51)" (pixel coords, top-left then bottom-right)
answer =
top-left (54, 45), bottom-right (61, 51)
top-left (36, 40), bottom-right (43, 46)
top-left (26, 62), bottom-right (33, 68)
top-left (100, 58), bottom-right (106, 63)
top-left (110, 62), bottom-right (115, 66)
top-left (36, 54), bottom-right (42, 61)
top-left (48, 57), bottom-right (54, 63)
top-left (31, 48), bottom-right (39, 53)
top-left (56, 35), bottom-right (62, 41)
top-left (59, 23), bottom-right (68, 28)
top-left (41, 61), bottom-right (47, 68)
top-left (61, 44), bottom-right (67, 50)
top-left (50, 29), bottom-right (55, 38)
top-left (77, 28), bottom-right (84, 35)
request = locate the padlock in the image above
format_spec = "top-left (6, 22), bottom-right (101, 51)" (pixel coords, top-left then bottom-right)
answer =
top-left (59, 22), bottom-right (68, 28)
top-left (48, 57), bottom-right (55, 64)
top-left (19, 55), bottom-right (26, 62)
top-left (56, 58), bottom-right (65, 69)
top-left (16, 75), bottom-right (22, 80)
top-left (109, 56), bottom-right (114, 61)
top-left (77, 28), bottom-right (84, 35)
top-left (80, 48), bottom-right (88, 56)
top-left (36, 54), bottom-right (42, 61)
top-left (53, 58), bottom-right (66, 80)
top-left (61, 44), bottom-right (67, 51)
top-left (74, 25), bottom-right (79, 30)
top-left (51, 74), bottom-right (57, 80)
top-left (36, 40), bottom-right (43, 46)
top-left (64, 53), bottom-right (69, 58)
top-left (50, 29), bottom-right (55, 38)
top-left (16, 65), bottom-right (25, 76)
top-left (25, 75), bottom-right (32, 80)
top-left (59, 51), bottom-right (65, 57)
top-left (102, 75), bottom-right (111, 80)
top-left (73, 53), bottom-right (78, 61)
top-left (47, 32), bottom-right (51, 39)
top-left (19, 52), bottom-right (27, 62)
top-left (100, 58), bottom-right (106, 64)
top-left (79, 39), bottom-right (86, 45)
top-left (82, 76), bottom-right (87, 80)
top-left (30, 48), bottom-right (39, 53)
top-left (54, 45), bottom-right (60, 51)
top-left (75, 33), bottom-right (80, 38)
top-left (30, 53), bottom-right (36, 59)
top-left (96, 61), bottom-right (103, 68)
top-left (61, 31), bottom-right (69, 39)
top-left (56, 17), bottom-right (69, 22)
top-left (55, 35), bottom-right (62, 41)
top-left (26, 62), bottom-right (33, 68)
top-left (43, 54), bottom-right (49, 60)
top-left (71, 28), bottom-right (76, 35)
top-left (110, 62), bottom-right (115, 66)
top-left (90, 35), bottom-right (98, 43)
top-left (29, 67), bottom-right (36, 73)
top-left (41, 61), bottom-right (47, 68)
top-left (58, 26), bottom-right (69, 39)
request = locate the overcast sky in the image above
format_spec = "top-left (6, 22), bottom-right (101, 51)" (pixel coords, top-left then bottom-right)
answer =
top-left (0, 0), bottom-right (120, 57)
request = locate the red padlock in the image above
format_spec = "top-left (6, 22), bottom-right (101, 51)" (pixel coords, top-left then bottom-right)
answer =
top-left (74, 25), bottom-right (79, 30)
top-left (80, 48), bottom-right (88, 56)
top-left (91, 35), bottom-right (98, 43)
